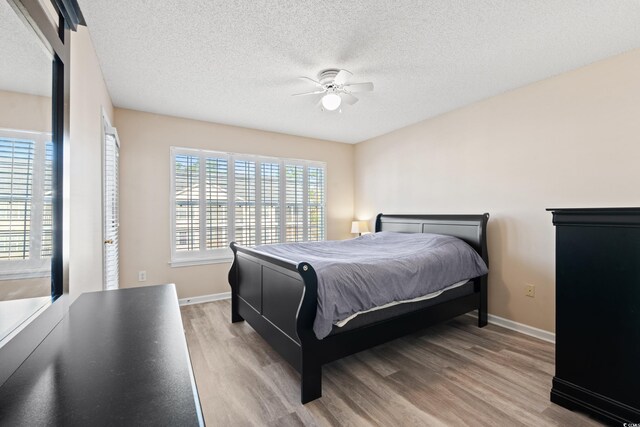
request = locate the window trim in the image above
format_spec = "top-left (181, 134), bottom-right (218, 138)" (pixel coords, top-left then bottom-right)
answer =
top-left (0, 128), bottom-right (53, 280)
top-left (169, 147), bottom-right (327, 265)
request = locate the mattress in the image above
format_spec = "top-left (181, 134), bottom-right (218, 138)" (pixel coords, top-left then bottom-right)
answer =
top-left (334, 279), bottom-right (470, 328)
top-left (328, 280), bottom-right (476, 335)
top-left (253, 232), bottom-right (488, 339)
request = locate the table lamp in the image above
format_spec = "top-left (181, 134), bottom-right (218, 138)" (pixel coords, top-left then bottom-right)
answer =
top-left (351, 220), bottom-right (370, 236)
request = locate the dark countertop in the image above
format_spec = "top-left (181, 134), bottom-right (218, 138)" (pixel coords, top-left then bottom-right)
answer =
top-left (0, 284), bottom-right (204, 426)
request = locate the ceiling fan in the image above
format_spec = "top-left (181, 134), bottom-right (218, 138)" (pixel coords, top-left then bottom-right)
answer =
top-left (292, 69), bottom-right (374, 112)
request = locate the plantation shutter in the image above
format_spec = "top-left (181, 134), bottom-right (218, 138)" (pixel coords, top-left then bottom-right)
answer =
top-left (285, 164), bottom-right (304, 242)
top-left (307, 166), bottom-right (325, 241)
top-left (41, 142), bottom-right (53, 258)
top-left (170, 148), bottom-right (326, 264)
top-left (0, 130), bottom-right (54, 278)
top-left (234, 160), bottom-right (256, 246)
top-left (175, 154), bottom-right (200, 252)
top-left (0, 138), bottom-right (34, 260)
top-left (260, 162), bottom-right (280, 244)
top-left (103, 131), bottom-right (119, 290)
top-left (205, 157), bottom-right (229, 249)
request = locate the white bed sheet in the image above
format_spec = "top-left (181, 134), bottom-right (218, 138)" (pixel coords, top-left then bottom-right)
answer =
top-left (334, 279), bottom-right (470, 328)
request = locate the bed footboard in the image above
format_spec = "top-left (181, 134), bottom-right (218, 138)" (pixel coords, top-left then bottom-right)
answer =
top-left (228, 243), bottom-right (322, 403)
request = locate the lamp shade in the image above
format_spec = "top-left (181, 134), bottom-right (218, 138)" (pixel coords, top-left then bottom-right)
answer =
top-left (351, 220), bottom-right (370, 235)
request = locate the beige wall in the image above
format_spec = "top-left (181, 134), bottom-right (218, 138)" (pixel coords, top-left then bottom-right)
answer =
top-left (0, 90), bottom-right (51, 132)
top-left (354, 48), bottom-right (640, 333)
top-left (116, 108), bottom-right (354, 299)
top-left (68, 27), bottom-right (114, 300)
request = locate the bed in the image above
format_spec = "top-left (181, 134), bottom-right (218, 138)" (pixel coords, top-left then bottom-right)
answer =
top-left (228, 213), bottom-right (490, 403)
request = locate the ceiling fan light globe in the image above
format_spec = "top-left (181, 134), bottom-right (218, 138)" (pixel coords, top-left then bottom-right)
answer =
top-left (321, 93), bottom-right (341, 111)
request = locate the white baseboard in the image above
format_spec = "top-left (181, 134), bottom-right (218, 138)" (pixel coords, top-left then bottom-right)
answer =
top-left (467, 311), bottom-right (555, 343)
top-left (179, 291), bottom-right (231, 306)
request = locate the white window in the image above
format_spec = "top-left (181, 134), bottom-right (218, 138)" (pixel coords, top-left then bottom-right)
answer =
top-left (0, 129), bottom-right (53, 279)
top-left (103, 124), bottom-right (120, 290)
top-left (170, 147), bottom-right (326, 265)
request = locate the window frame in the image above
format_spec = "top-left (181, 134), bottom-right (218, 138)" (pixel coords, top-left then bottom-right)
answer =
top-left (0, 128), bottom-right (53, 280)
top-left (169, 147), bottom-right (327, 266)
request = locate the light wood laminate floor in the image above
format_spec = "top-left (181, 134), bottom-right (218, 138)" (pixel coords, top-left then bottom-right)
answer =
top-left (181, 300), bottom-right (602, 426)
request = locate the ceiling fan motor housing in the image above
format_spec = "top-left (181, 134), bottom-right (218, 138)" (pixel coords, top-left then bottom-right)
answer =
top-left (318, 69), bottom-right (342, 85)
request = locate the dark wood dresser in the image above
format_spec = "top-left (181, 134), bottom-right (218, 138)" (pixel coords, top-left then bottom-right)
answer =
top-left (0, 284), bottom-right (204, 426)
top-left (548, 208), bottom-right (640, 424)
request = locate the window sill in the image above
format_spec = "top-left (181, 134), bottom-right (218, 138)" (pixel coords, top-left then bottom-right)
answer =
top-left (169, 257), bottom-right (233, 268)
top-left (0, 269), bottom-right (51, 281)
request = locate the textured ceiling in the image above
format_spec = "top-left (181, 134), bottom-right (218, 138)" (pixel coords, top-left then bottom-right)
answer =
top-left (0, 0), bottom-right (52, 97)
top-left (78, 0), bottom-right (640, 144)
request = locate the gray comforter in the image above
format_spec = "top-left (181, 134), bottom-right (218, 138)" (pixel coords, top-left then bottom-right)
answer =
top-left (252, 232), bottom-right (488, 339)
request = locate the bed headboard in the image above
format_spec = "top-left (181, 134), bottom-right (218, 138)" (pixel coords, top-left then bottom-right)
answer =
top-left (375, 213), bottom-right (490, 265)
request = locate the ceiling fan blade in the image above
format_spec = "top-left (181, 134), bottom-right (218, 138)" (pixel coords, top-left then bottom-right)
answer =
top-left (343, 82), bottom-right (374, 93)
top-left (292, 89), bottom-right (325, 97)
top-left (334, 69), bottom-right (352, 85)
top-left (341, 92), bottom-right (359, 105)
top-left (298, 76), bottom-right (324, 88)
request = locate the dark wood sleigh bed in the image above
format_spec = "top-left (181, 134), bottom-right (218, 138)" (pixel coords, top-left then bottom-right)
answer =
top-left (228, 213), bottom-right (490, 403)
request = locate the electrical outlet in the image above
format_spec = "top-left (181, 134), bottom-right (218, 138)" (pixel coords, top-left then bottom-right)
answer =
top-left (525, 284), bottom-right (535, 298)
top-left (138, 271), bottom-right (147, 282)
